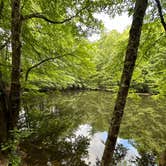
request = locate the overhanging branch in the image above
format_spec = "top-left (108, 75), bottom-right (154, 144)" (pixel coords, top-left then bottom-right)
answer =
top-left (22, 13), bottom-right (76, 24)
top-left (25, 52), bottom-right (76, 81)
top-left (21, 5), bottom-right (89, 24)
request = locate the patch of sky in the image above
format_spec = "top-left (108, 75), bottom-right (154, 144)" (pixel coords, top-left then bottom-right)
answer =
top-left (75, 124), bottom-right (139, 166)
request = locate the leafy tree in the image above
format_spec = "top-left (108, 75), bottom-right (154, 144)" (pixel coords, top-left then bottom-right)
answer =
top-left (0, 0), bottom-right (117, 150)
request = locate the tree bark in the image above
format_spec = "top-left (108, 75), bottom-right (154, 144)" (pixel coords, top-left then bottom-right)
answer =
top-left (0, 72), bottom-right (11, 164)
top-left (101, 0), bottom-right (148, 165)
top-left (9, 0), bottom-right (22, 130)
top-left (159, 150), bottom-right (166, 166)
top-left (0, 72), bottom-right (8, 144)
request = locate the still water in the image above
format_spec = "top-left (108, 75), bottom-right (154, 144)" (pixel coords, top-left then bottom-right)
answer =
top-left (21, 91), bottom-right (166, 165)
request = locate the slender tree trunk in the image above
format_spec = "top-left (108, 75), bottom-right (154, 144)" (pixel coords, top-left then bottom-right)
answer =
top-left (101, 0), bottom-right (148, 165)
top-left (159, 150), bottom-right (166, 166)
top-left (0, 154), bottom-right (8, 166)
top-left (9, 0), bottom-right (22, 130)
top-left (0, 72), bottom-right (10, 164)
top-left (0, 72), bottom-right (8, 144)
top-left (0, 0), bottom-right (22, 163)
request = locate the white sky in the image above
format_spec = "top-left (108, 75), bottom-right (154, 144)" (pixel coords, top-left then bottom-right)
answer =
top-left (89, 13), bottom-right (132, 41)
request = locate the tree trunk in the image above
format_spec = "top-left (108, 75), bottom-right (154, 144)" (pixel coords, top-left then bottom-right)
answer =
top-left (0, 154), bottom-right (8, 166)
top-left (101, 0), bottom-right (148, 165)
top-left (0, 0), bottom-right (22, 162)
top-left (0, 71), bottom-right (8, 144)
top-left (159, 150), bottom-right (166, 166)
top-left (0, 72), bottom-right (10, 164)
top-left (9, 0), bottom-right (22, 130)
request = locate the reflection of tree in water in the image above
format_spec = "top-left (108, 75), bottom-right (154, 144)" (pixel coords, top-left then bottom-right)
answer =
top-left (20, 91), bottom-right (166, 165)
top-left (130, 150), bottom-right (157, 166)
top-left (112, 144), bottom-right (128, 165)
top-left (20, 94), bottom-right (90, 166)
top-left (121, 95), bottom-right (166, 164)
top-left (95, 144), bottom-right (128, 166)
top-left (20, 92), bottom-right (129, 165)
top-left (20, 134), bottom-right (89, 166)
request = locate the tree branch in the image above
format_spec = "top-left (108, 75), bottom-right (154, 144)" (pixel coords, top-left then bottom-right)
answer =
top-left (22, 13), bottom-right (75, 24)
top-left (154, 0), bottom-right (166, 31)
top-left (25, 53), bottom-right (75, 81)
top-left (21, 5), bottom-right (89, 24)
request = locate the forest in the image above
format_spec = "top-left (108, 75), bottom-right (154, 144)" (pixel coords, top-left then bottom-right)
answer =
top-left (0, 0), bottom-right (166, 165)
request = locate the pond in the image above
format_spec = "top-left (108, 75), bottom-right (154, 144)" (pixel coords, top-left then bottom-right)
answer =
top-left (20, 91), bottom-right (166, 165)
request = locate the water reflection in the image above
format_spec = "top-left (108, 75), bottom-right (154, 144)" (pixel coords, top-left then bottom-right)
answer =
top-left (20, 91), bottom-right (166, 165)
top-left (75, 124), bottom-right (139, 165)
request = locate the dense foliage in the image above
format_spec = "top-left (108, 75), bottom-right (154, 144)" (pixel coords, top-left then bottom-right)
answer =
top-left (90, 21), bottom-right (166, 94)
top-left (0, 0), bottom-right (165, 94)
